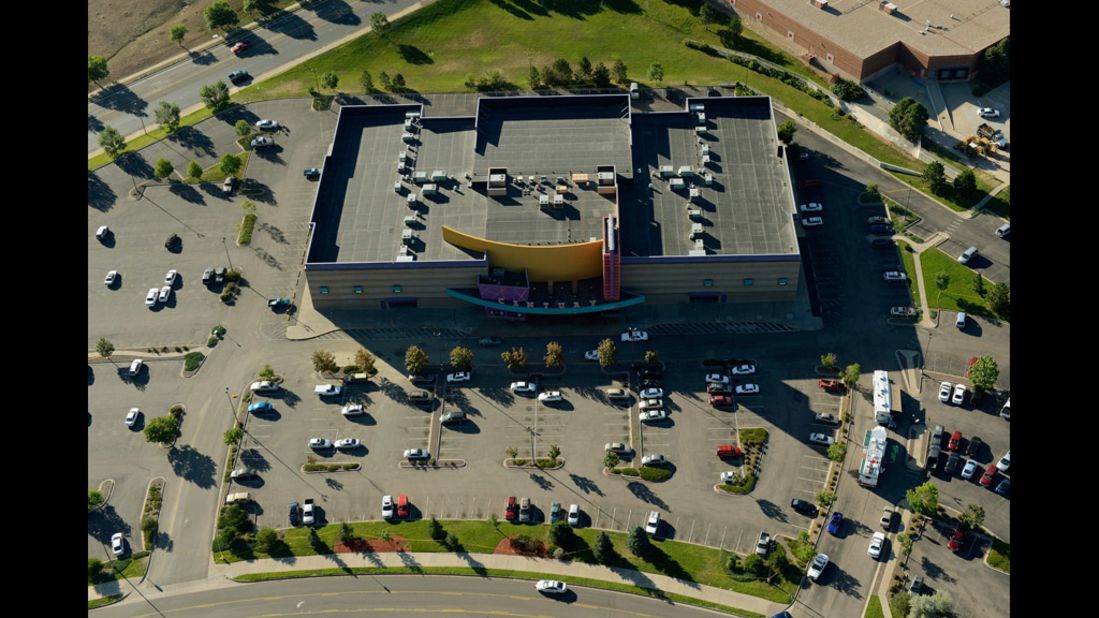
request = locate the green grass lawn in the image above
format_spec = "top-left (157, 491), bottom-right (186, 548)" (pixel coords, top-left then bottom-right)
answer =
top-left (896, 240), bottom-right (921, 310)
top-left (919, 247), bottom-right (1000, 319)
top-left (88, 594), bottom-right (123, 610)
top-left (983, 185), bottom-right (1010, 219)
top-left (89, 552), bottom-right (149, 587)
top-left (987, 539), bottom-right (1010, 573)
top-left (864, 594), bottom-right (885, 618)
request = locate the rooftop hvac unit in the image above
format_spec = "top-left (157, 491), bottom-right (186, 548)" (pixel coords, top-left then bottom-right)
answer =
top-left (689, 103), bottom-right (706, 112)
top-left (880, 2), bottom-right (897, 15)
top-left (431, 170), bottom-right (448, 181)
top-left (399, 151), bottom-right (408, 162)
top-left (405, 110), bottom-right (421, 119)
top-left (630, 82), bottom-right (639, 99)
top-left (597, 171), bottom-right (615, 181)
top-left (690, 223), bottom-right (704, 239)
top-left (703, 173), bottom-right (713, 186)
top-left (688, 208), bottom-right (703, 220)
top-left (689, 188), bottom-right (700, 199)
top-left (700, 145), bottom-right (710, 156)
top-left (659, 165), bottom-right (675, 177)
top-left (539, 193), bottom-right (550, 205)
top-left (669, 178), bottom-right (685, 188)
top-left (694, 238), bottom-right (705, 250)
top-left (678, 165), bottom-right (694, 176)
top-left (695, 125), bottom-right (707, 133)
top-left (553, 193), bottom-right (564, 205)
top-left (702, 154), bottom-right (711, 165)
top-left (689, 249), bottom-right (707, 256)
top-left (696, 112), bottom-right (706, 125)
top-left (401, 229), bottom-right (416, 244)
top-left (396, 254), bottom-right (416, 262)
top-left (489, 173), bottom-right (506, 183)
top-left (403, 215), bottom-right (417, 226)
top-left (413, 171), bottom-right (428, 184)
top-left (402, 132), bottom-right (416, 143)
top-left (812, 0), bottom-right (828, 8)
top-left (404, 120), bottom-right (414, 131)
top-left (394, 180), bottom-right (402, 193)
top-left (422, 184), bottom-right (438, 196)
top-left (407, 193), bottom-right (417, 206)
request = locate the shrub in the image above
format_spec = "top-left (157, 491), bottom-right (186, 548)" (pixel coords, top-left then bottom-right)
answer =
top-left (684, 38), bottom-right (720, 57)
top-left (739, 428), bottom-right (769, 449)
top-left (615, 467), bottom-right (640, 476)
top-left (627, 526), bottom-right (651, 557)
top-left (832, 77), bottom-right (866, 102)
top-left (639, 465), bottom-right (672, 482)
top-left (212, 325), bottom-right (226, 336)
top-left (341, 463), bottom-right (358, 470)
top-left (207, 337), bottom-right (219, 347)
top-left (303, 464), bottom-right (326, 471)
top-left (184, 351), bottom-right (205, 372)
top-left (428, 517), bottom-right (444, 541)
top-left (509, 535), bottom-right (545, 554)
top-left (88, 489), bottom-right (104, 511)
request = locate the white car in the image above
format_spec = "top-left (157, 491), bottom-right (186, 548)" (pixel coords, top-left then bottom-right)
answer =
top-left (641, 453), bottom-right (666, 466)
top-left (308, 438), bottom-right (333, 449)
top-left (639, 387), bottom-right (663, 399)
top-left (801, 216), bottom-right (823, 227)
top-left (961, 458), bottom-right (979, 479)
top-left (567, 503), bottom-right (580, 526)
top-left (639, 409), bottom-right (667, 422)
top-left (735, 383), bottom-right (759, 395)
top-left (807, 553), bottom-right (829, 581)
top-left (158, 285), bottom-right (172, 303)
top-left (996, 451), bottom-right (1010, 472)
top-left (334, 438), bottom-right (361, 450)
top-left (720, 471), bottom-right (736, 483)
top-left (977, 107), bottom-right (1000, 118)
top-left (510, 381), bottom-right (537, 396)
top-left (104, 270), bottom-right (118, 286)
top-left (730, 364), bottom-right (756, 376)
top-left (125, 408), bottom-right (140, 427)
top-left (404, 448), bottom-right (430, 460)
top-left (809, 432), bottom-right (835, 446)
top-left (705, 373), bottom-right (729, 386)
top-left (938, 381), bottom-right (953, 403)
top-left (814, 412), bottom-right (840, 425)
top-left (381, 495), bottom-right (395, 519)
top-left (536, 579), bottom-right (567, 594)
top-left (868, 532), bottom-right (886, 559)
top-left (620, 329), bottom-right (648, 342)
top-left (164, 269), bottom-right (178, 286)
top-left (537, 391), bottom-right (563, 403)
top-left (584, 349), bottom-right (599, 361)
top-left (605, 442), bottom-right (632, 455)
top-left (951, 383), bottom-right (966, 405)
top-left (145, 287), bottom-right (159, 307)
top-left (251, 381), bottom-right (279, 393)
top-left (111, 532), bottom-right (125, 556)
top-left (302, 499), bottom-right (315, 525)
top-left (96, 225), bottom-right (110, 240)
top-left (756, 531), bottom-right (771, 556)
top-left (251, 136), bottom-right (274, 148)
top-left (255, 119), bottom-right (279, 130)
top-left (446, 372), bottom-right (471, 383)
top-left (883, 271), bottom-right (907, 281)
top-left (128, 358), bottom-right (144, 377)
top-left (639, 398), bottom-right (662, 411)
top-left (341, 403), bottom-right (364, 416)
top-left (799, 202), bottom-right (823, 213)
top-left (645, 510), bottom-right (660, 535)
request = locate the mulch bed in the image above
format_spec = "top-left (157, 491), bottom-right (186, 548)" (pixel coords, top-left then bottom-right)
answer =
top-left (494, 535), bottom-right (546, 558)
top-left (332, 536), bottom-right (408, 553)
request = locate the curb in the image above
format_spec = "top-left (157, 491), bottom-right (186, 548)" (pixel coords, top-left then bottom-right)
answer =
top-left (302, 463), bottom-right (363, 473)
top-left (504, 458), bottom-right (563, 471)
top-left (92, 479), bottom-right (115, 513)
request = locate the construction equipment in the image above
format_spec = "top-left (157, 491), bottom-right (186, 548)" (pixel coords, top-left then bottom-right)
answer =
top-left (976, 123), bottom-right (1009, 150)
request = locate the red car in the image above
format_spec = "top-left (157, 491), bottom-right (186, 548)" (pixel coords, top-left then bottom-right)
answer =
top-left (947, 431), bottom-right (962, 451)
top-left (818, 379), bottom-right (846, 394)
top-left (709, 394), bottom-right (733, 408)
top-left (716, 445), bottom-right (743, 458)
top-left (230, 41), bottom-right (251, 54)
top-left (504, 496), bottom-right (518, 521)
top-left (947, 530), bottom-right (965, 552)
top-left (397, 495), bottom-right (409, 518)
top-left (979, 466), bottom-right (996, 487)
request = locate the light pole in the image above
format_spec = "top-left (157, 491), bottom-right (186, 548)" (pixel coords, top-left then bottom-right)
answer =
top-left (221, 236), bottom-right (234, 270)
top-left (225, 387), bottom-right (238, 425)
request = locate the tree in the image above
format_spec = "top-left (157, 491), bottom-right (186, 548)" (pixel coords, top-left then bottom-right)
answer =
top-left (450, 346), bottom-right (474, 371)
top-left (256, 527), bottom-right (278, 552)
top-left (88, 557), bottom-right (103, 582)
top-left (604, 450), bottom-right (620, 469)
top-left (832, 77), bottom-right (865, 102)
top-left (865, 183), bottom-right (879, 196)
top-left (896, 532), bottom-right (913, 556)
top-left (243, 0), bottom-right (269, 15)
top-left (204, 1), bottom-right (240, 34)
top-left (501, 346), bottom-right (527, 370)
top-left (393, 74), bottom-right (406, 91)
top-left (718, 27), bottom-right (738, 50)
top-left (986, 282), bottom-right (1010, 316)
top-left (765, 550), bottom-right (789, 583)
top-left (820, 352), bottom-right (836, 370)
top-left (627, 526), bottom-right (651, 557)
top-left (188, 161), bottom-right (203, 180)
top-left (934, 271), bottom-right (950, 304)
top-left (841, 363), bottom-right (861, 388)
top-left (144, 415), bottom-right (180, 445)
top-left (741, 553), bottom-right (766, 576)
top-left (922, 161), bottom-right (947, 195)
top-left (235, 119), bottom-right (251, 137)
top-left (170, 24), bottom-right (188, 47)
top-left (578, 56), bottom-right (593, 81)
top-left (98, 126), bottom-right (126, 158)
top-left (312, 350), bottom-right (339, 373)
top-left (88, 55), bottom-right (110, 86)
top-left (827, 442), bottom-right (847, 462)
top-left (88, 489), bottom-right (104, 511)
top-left (200, 81), bottom-right (231, 113)
top-left (154, 159), bottom-right (174, 180)
top-left (544, 341), bottom-right (564, 368)
top-left (370, 12), bottom-right (390, 35)
top-left (953, 168), bottom-right (977, 201)
top-left (699, 3), bottom-right (719, 23)
top-left (727, 14), bottom-right (743, 40)
top-left (777, 120), bottom-right (797, 144)
top-left (612, 59), bottom-right (628, 84)
top-left (549, 521), bottom-right (572, 546)
top-left (909, 591), bottom-right (954, 618)
top-left (323, 72), bottom-right (339, 91)
top-left (258, 364), bottom-right (277, 381)
top-left (967, 356), bottom-right (999, 393)
top-left (971, 271), bottom-right (986, 297)
top-left (220, 153), bottom-right (243, 177)
top-left (888, 97), bottom-right (930, 142)
top-left (360, 70), bottom-right (375, 94)
top-left (405, 345), bottom-right (429, 376)
top-left (528, 63), bottom-right (542, 90)
top-left (224, 426), bottom-right (243, 445)
top-left (155, 101), bottom-right (181, 133)
top-left (592, 62), bottom-right (611, 87)
top-left (307, 527), bottom-right (323, 551)
top-left (96, 337), bottom-right (115, 360)
top-left (379, 71), bottom-right (392, 91)
top-left (547, 443), bottom-right (561, 460)
top-left (647, 63), bottom-right (664, 82)
top-left (355, 349), bottom-right (376, 374)
top-left (339, 521), bottom-right (355, 544)
top-left (445, 532), bottom-right (460, 550)
top-left (596, 338), bottom-right (617, 368)
top-left (428, 516), bottom-right (444, 540)
top-left (906, 481), bottom-right (939, 516)
top-left (816, 490), bottom-right (836, 508)
top-left (592, 531), bottom-right (614, 564)
top-left (959, 504), bottom-right (986, 530)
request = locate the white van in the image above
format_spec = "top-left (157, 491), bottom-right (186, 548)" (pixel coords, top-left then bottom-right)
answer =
top-left (995, 223), bottom-right (1010, 238)
top-left (958, 246), bottom-right (978, 264)
top-left (315, 384), bottom-right (342, 397)
top-left (225, 492), bottom-right (251, 504)
top-left (128, 359), bottom-right (144, 377)
top-left (955, 312), bottom-right (967, 328)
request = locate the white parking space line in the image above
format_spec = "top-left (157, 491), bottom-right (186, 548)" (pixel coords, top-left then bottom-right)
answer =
top-left (688, 519), bottom-right (696, 543)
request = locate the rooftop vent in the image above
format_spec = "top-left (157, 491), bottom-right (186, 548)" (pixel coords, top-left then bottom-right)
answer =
top-left (812, 0), bottom-right (828, 9)
top-left (879, 2), bottom-right (897, 15)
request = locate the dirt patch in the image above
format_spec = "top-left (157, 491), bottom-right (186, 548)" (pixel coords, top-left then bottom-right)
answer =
top-left (494, 535), bottom-right (546, 558)
top-left (333, 536), bottom-right (408, 553)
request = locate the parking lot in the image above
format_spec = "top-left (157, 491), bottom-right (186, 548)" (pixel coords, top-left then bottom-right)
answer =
top-left (906, 517), bottom-right (1010, 618)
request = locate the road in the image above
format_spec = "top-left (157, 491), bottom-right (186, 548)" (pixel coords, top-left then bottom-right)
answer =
top-left (97, 574), bottom-right (730, 618)
top-left (88, 0), bottom-right (422, 154)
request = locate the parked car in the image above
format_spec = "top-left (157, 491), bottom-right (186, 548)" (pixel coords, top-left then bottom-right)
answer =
top-left (510, 381), bottom-right (537, 396)
top-left (334, 438), bottom-right (360, 450)
top-left (222, 176), bottom-right (236, 194)
top-left (308, 438), bottom-right (333, 449)
top-left (639, 387), bottom-right (663, 399)
top-left (125, 409), bottom-right (140, 427)
top-left (104, 270), bottom-right (118, 286)
top-left (755, 531), bottom-right (771, 556)
top-left (538, 391), bottom-right (563, 403)
top-left (568, 503), bottom-right (580, 526)
top-left (157, 285), bottom-right (171, 303)
top-left (801, 216), bottom-right (823, 227)
top-left (995, 478), bottom-right (1010, 496)
top-left (879, 507), bottom-right (894, 529)
top-left (799, 202), bottom-right (823, 213)
top-left (504, 496), bottom-right (518, 520)
top-left (720, 471), bottom-right (737, 483)
top-left (891, 306), bottom-right (918, 318)
top-left (979, 466), bottom-right (997, 487)
top-left (440, 410), bottom-right (467, 424)
top-left (977, 107), bottom-right (1000, 118)
top-left (951, 383), bottom-right (966, 405)
top-left (381, 495), bottom-right (395, 519)
top-left (250, 381), bottom-right (279, 393)
top-left (909, 575), bottom-right (926, 594)
top-left (620, 328), bottom-right (648, 342)
top-left (706, 382), bottom-right (730, 395)
top-left (735, 383), bottom-right (760, 395)
top-left (605, 387), bottom-right (630, 402)
top-left (404, 448), bottom-right (430, 460)
top-left (96, 225), bottom-right (110, 240)
top-left (791, 499), bottom-right (818, 516)
top-left (478, 336), bottom-right (503, 346)
top-left (536, 580), bottom-right (567, 594)
top-left (202, 268), bottom-right (215, 284)
top-left (814, 412), bottom-right (840, 425)
top-left (606, 442), bottom-right (633, 455)
top-left (289, 501), bottom-right (301, 526)
top-left (639, 409), bottom-right (667, 422)
top-left (944, 453), bottom-right (962, 475)
top-left (947, 530), bottom-right (965, 552)
top-left (341, 403), bottom-right (364, 416)
top-left (641, 453), bottom-right (666, 466)
top-left (251, 136), bottom-right (274, 148)
top-left (645, 510), bottom-right (660, 535)
top-left (128, 358), bottom-right (144, 377)
top-left (446, 372), bottom-right (471, 384)
top-left (938, 382), bottom-right (953, 403)
top-left (705, 373), bottom-right (729, 385)
top-left (231, 466), bottom-right (258, 480)
top-left (164, 233), bottom-right (180, 249)
top-left (315, 384), bottom-right (342, 397)
top-left (584, 349), bottom-right (599, 361)
top-left (267, 297), bottom-right (291, 309)
top-left (398, 496), bottom-right (411, 518)
top-left (827, 513), bottom-right (843, 535)
top-left (961, 458), bottom-right (980, 479)
top-left (868, 532), bottom-right (886, 559)
top-left (302, 499), bottom-right (315, 525)
top-left (639, 398), bottom-right (662, 411)
top-left (966, 436), bottom-right (984, 457)
top-left (809, 432), bottom-right (835, 446)
top-left (549, 502), bottom-right (562, 524)
top-left (255, 119), bottom-right (279, 130)
top-left (303, 167), bottom-right (321, 179)
top-left (518, 497), bottom-right (532, 523)
top-left (996, 451), bottom-right (1010, 472)
top-left (228, 70), bottom-right (250, 84)
top-left (818, 378), bottom-right (845, 393)
top-left (807, 553), bottom-right (829, 582)
top-left (947, 431), bottom-right (962, 451)
top-left (111, 533), bottom-right (126, 556)
top-left (716, 445), bottom-right (742, 458)
top-left (995, 223), bottom-right (1011, 238)
top-left (730, 364), bottom-right (756, 376)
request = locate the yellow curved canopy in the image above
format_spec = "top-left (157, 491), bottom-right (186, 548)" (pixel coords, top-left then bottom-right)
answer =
top-left (442, 225), bottom-right (603, 281)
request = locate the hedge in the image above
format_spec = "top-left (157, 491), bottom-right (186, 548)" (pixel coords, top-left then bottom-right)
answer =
top-left (638, 465), bottom-right (673, 482)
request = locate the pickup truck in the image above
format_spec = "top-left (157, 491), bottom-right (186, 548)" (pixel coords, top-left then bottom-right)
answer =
top-left (267, 297), bottom-right (291, 309)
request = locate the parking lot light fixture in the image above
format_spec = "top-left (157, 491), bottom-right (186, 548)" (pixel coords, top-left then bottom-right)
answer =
top-left (222, 236), bottom-right (234, 270)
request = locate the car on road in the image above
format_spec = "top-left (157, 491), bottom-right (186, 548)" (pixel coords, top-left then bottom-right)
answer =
top-left (735, 383), bottom-right (759, 395)
top-left (165, 233), bottom-right (180, 250)
top-left (791, 499), bottom-right (818, 516)
top-left (381, 495), bottom-right (395, 520)
top-left (639, 398), bottom-right (662, 411)
top-left (977, 107), bottom-right (1000, 118)
top-left (639, 408), bottom-right (667, 422)
top-left (584, 349), bottom-right (599, 361)
top-left (446, 372), bottom-right (471, 384)
top-left (568, 503), bottom-right (580, 526)
top-left (510, 381), bottom-right (537, 396)
top-left (716, 445), bottom-right (742, 458)
top-left (947, 530), bottom-right (965, 552)
top-left (302, 499), bottom-right (315, 526)
top-left (867, 216), bottom-right (889, 224)
top-left (979, 466), bottom-right (997, 487)
top-left (519, 497), bottom-right (532, 523)
top-left (801, 216), bottom-right (823, 227)
top-left (880, 507), bottom-right (894, 529)
top-left (315, 384), bottom-right (342, 397)
top-left (549, 502), bottom-right (562, 523)
top-left (251, 136), bottom-right (274, 148)
top-left (255, 119), bottom-right (279, 130)
top-left (645, 510), bottom-right (660, 535)
top-left (807, 553), bottom-right (829, 582)
top-left (621, 329), bottom-right (648, 342)
top-left (641, 453), bottom-right (666, 466)
top-left (996, 451), bottom-right (1010, 472)
top-left (334, 438), bottom-right (360, 450)
top-left (339, 403), bottom-right (364, 416)
top-left (308, 438), bottom-right (333, 450)
top-left (164, 270), bottom-right (178, 286)
top-left (891, 306), bottom-right (918, 318)
top-left (537, 391), bottom-right (563, 403)
top-left (961, 459), bottom-right (980, 480)
top-left (730, 364), bottom-right (756, 376)
top-left (158, 285), bottom-right (172, 303)
top-left (799, 202), bottom-right (823, 213)
top-left (478, 336), bottom-right (502, 346)
top-left (827, 513), bottom-right (843, 536)
top-left (995, 478), bottom-right (1010, 496)
top-left (947, 431), bottom-right (962, 451)
top-left (809, 432), bottom-right (835, 446)
top-left (705, 373), bottom-right (729, 385)
top-left (951, 383), bottom-right (966, 405)
top-left (111, 533), bottom-right (125, 556)
top-left (818, 378), bottom-right (845, 393)
top-left (125, 409), bottom-right (140, 427)
top-left (230, 467), bottom-right (258, 480)
top-left (230, 41), bottom-right (251, 54)
top-left (882, 271), bottom-right (907, 281)
top-left (96, 225), bottom-right (110, 240)
top-left (605, 442), bottom-right (632, 455)
top-left (868, 532), bottom-right (886, 559)
top-left (536, 580), bottom-right (567, 594)
top-left (958, 246), bottom-right (978, 264)
top-left (639, 387), bottom-right (663, 399)
top-left (440, 410), bottom-right (467, 424)
top-left (814, 412), bottom-right (840, 425)
top-left (228, 70), bottom-right (250, 84)
top-left (250, 381), bottom-right (279, 393)
top-left (404, 448), bottom-right (430, 460)
top-left (966, 436), bottom-right (984, 457)
top-left (755, 531), bottom-right (771, 556)
top-left (289, 502), bottom-right (300, 526)
top-left (303, 167), bottom-right (321, 179)
top-left (504, 496), bottom-right (518, 520)
top-left (938, 382), bottom-right (953, 403)
top-left (104, 270), bottom-right (118, 286)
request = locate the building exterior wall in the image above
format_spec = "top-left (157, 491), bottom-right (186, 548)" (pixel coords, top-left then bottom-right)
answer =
top-left (306, 262), bottom-right (486, 310)
top-left (620, 258), bottom-right (800, 304)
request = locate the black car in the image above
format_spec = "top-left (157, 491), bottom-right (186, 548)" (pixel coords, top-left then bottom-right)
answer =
top-left (638, 369), bottom-right (663, 381)
top-left (944, 452), bottom-right (962, 475)
top-left (165, 233), bottom-right (180, 249)
top-left (790, 498), bottom-right (817, 516)
top-left (870, 237), bottom-right (894, 249)
top-left (881, 263), bottom-right (903, 274)
top-left (303, 168), bottom-right (321, 179)
top-left (640, 378), bottom-right (662, 390)
top-left (869, 223), bottom-right (895, 234)
top-left (867, 216), bottom-right (889, 225)
top-left (965, 436), bottom-right (984, 457)
top-left (228, 70), bottom-right (250, 85)
top-left (909, 575), bottom-right (925, 594)
top-left (288, 501), bottom-right (301, 527)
